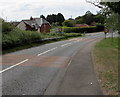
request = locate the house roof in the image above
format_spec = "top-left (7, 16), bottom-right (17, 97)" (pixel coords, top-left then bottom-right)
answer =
top-left (22, 18), bottom-right (50, 28)
top-left (11, 22), bottom-right (20, 26)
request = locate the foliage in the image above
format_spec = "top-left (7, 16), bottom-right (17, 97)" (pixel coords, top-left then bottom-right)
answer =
top-left (2, 29), bottom-right (42, 49)
top-left (63, 26), bottom-right (99, 33)
top-left (40, 15), bottom-right (46, 20)
top-left (62, 20), bottom-right (75, 27)
top-left (56, 13), bottom-right (65, 26)
top-left (96, 24), bottom-right (104, 32)
top-left (100, 2), bottom-right (120, 14)
top-left (2, 21), bottom-right (82, 50)
top-left (105, 13), bottom-right (120, 33)
top-left (2, 20), bottom-right (16, 34)
top-left (75, 11), bottom-right (105, 25)
top-left (75, 18), bottom-right (84, 24)
top-left (46, 13), bottom-right (65, 26)
top-left (86, 1), bottom-right (120, 34)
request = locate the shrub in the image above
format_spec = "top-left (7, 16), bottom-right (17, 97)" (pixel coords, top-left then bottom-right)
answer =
top-left (62, 20), bottom-right (75, 27)
top-left (2, 29), bottom-right (42, 49)
top-left (62, 26), bottom-right (97, 33)
top-left (96, 24), bottom-right (104, 32)
top-left (2, 21), bottom-right (16, 34)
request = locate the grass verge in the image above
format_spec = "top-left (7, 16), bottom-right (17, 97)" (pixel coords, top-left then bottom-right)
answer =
top-left (93, 37), bottom-right (120, 95)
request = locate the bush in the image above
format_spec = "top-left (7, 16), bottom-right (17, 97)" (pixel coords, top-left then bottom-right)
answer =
top-left (96, 24), bottom-right (104, 32)
top-left (2, 29), bottom-right (42, 49)
top-left (63, 26), bottom-right (98, 33)
top-left (2, 21), bottom-right (16, 34)
top-left (62, 20), bottom-right (75, 27)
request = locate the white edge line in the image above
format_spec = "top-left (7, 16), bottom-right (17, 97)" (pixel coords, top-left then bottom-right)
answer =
top-left (61, 43), bottom-right (72, 47)
top-left (38, 47), bottom-right (58, 56)
top-left (0, 59), bottom-right (29, 73)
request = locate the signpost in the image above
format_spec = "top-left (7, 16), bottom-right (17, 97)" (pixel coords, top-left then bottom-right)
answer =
top-left (58, 27), bottom-right (62, 34)
top-left (104, 28), bottom-right (109, 39)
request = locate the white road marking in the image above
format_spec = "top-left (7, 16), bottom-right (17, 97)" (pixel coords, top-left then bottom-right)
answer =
top-left (37, 47), bottom-right (58, 56)
top-left (74, 41), bottom-right (78, 43)
top-left (61, 43), bottom-right (72, 47)
top-left (0, 59), bottom-right (29, 73)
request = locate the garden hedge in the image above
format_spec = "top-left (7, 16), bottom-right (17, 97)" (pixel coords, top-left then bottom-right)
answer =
top-left (63, 25), bottom-right (104, 33)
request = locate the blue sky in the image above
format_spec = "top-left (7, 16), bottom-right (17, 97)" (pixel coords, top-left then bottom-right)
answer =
top-left (0, 0), bottom-right (101, 22)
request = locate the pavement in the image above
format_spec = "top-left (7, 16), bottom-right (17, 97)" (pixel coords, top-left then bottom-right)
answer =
top-left (1, 32), bottom-right (112, 95)
top-left (56, 37), bottom-right (102, 95)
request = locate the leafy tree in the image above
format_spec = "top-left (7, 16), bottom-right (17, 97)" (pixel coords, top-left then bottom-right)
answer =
top-left (86, 0), bottom-right (120, 34)
top-left (75, 19), bottom-right (84, 24)
top-left (83, 11), bottom-right (95, 25)
top-left (2, 20), bottom-right (16, 34)
top-left (46, 13), bottom-right (65, 26)
top-left (52, 14), bottom-right (57, 23)
top-left (62, 20), bottom-right (75, 27)
top-left (100, 2), bottom-right (120, 14)
top-left (56, 13), bottom-right (65, 26)
top-left (94, 12), bottom-right (105, 24)
top-left (46, 15), bottom-right (53, 24)
top-left (75, 16), bottom-right (82, 20)
top-left (40, 15), bottom-right (46, 19)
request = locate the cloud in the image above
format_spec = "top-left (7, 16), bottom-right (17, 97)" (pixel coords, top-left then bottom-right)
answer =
top-left (0, 0), bottom-right (101, 21)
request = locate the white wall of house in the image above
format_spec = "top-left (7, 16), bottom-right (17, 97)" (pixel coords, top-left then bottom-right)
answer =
top-left (17, 21), bottom-right (26, 30)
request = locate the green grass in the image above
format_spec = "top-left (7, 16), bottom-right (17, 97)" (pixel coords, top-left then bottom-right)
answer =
top-left (93, 37), bottom-right (119, 95)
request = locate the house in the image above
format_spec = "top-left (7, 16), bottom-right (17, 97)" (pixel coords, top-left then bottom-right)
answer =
top-left (11, 22), bottom-right (20, 26)
top-left (74, 24), bottom-right (89, 27)
top-left (17, 17), bottom-right (51, 32)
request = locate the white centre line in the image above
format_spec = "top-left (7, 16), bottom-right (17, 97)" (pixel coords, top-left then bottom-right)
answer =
top-left (37, 47), bottom-right (58, 56)
top-left (0, 59), bottom-right (29, 73)
top-left (61, 43), bottom-right (72, 47)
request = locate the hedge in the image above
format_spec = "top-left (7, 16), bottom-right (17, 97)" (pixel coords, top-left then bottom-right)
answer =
top-left (63, 25), bottom-right (104, 33)
top-left (2, 29), bottom-right (82, 49)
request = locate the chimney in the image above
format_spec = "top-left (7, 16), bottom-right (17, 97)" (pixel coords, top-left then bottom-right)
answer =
top-left (30, 16), bottom-right (33, 20)
top-left (41, 18), bottom-right (43, 25)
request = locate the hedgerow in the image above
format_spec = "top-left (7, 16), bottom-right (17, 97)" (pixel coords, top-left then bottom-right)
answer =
top-left (63, 25), bottom-right (104, 33)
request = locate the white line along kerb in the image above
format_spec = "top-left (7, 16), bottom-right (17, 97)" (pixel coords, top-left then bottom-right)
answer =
top-left (0, 59), bottom-right (29, 73)
top-left (38, 47), bottom-right (58, 56)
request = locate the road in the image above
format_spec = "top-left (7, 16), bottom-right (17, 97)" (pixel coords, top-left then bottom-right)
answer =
top-left (1, 32), bottom-right (114, 95)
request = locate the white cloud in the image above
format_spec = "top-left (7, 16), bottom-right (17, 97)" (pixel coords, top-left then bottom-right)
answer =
top-left (0, 0), bottom-right (101, 21)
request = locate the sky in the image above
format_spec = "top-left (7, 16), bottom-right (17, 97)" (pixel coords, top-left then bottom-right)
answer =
top-left (0, 0), bottom-right (101, 22)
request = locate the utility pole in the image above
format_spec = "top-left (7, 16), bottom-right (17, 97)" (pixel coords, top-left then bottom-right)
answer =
top-left (6, 17), bottom-right (7, 22)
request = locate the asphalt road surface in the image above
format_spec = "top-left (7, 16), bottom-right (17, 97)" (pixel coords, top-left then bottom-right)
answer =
top-left (1, 32), bottom-right (115, 95)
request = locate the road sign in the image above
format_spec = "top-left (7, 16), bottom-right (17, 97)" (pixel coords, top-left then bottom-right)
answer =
top-left (104, 28), bottom-right (109, 33)
top-left (58, 28), bottom-right (62, 32)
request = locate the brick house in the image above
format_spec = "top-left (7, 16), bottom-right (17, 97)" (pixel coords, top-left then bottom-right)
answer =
top-left (17, 17), bottom-right (51, 32)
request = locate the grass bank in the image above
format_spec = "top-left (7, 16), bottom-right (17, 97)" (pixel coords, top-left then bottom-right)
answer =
top-left (93, 37), bottom-right (119, 95)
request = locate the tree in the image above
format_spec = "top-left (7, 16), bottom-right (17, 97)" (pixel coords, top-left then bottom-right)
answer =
top-left (75, 19), bottom-right (84, 24)
top-left (40, 15), bottom-right (46, 20)
top-left (86, 0), bottom-right (120, 34)
top-left (46, 15), bottom-right (53, 24)
top-left (75, 16), bottom-right (82, 20)
top-left (62, 20), bottom-right (74, 27)
top-left (83, 11), bottom-right (95, 25)
top-left (56, 13), bottom-right (65, 26)
top-left (94, 12), bottom-right (105, 24)
top-left (46, 13), bottom-right (65, 26)
top-left (2, 20), bottom-right (16, 34)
